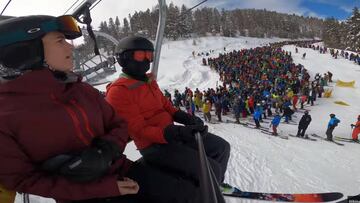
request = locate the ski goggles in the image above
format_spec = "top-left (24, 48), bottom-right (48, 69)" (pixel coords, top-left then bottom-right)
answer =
top-left (52, 15), bottom-right (82, 39)
top-left (133, 50), bottom-right (154, 62)
top-left (0, 15), bottom-right (82, 47)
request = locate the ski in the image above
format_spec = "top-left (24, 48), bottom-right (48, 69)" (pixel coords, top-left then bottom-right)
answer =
top-left (288, 134), bottom-right (317, 141)
top-left (243, 124), bottom-right (262, 130)
top-left (334, 136), bottom-right (360, 144)
top-left (221, 184), bottom-right (344, 202)
top-left (245, 122), bottom-right (269, 130)
top-left (207, 121), bottom-right (221, 124)
top-left (283, 121), bottom-right (297, 125)
top-left (261, 130), bottom-right (289, 139)
top-left (297, 108), bottom-right (311, 112)
top-left (311, 134), bottom-right (344, 146)
top-left (225, 119), bottom-right (248, 126)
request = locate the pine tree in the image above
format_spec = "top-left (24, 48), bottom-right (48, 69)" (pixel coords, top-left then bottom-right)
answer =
top-left (346, 7), bottom-right (360, 51)
top-left (323, 17), bottom-right (341, 48)
top-left (129, 12), bottom-right (142, 34)
top-left (178, 4), bottom-right (193, 38)
top-left (122, 18), bottom-right (130, 37)
top-left (165, 3), bottom-right (180, 40)
top-left (212, 8), bottom-right (221, 35)
top-left (97, 21), bottom-right (111, 54)
top-left (114, 16), bottom-right (121, 40)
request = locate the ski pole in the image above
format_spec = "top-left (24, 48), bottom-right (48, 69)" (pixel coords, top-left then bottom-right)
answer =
top-left (200, 136), bottom-right (226, 203)
top-left (195, 132), bottom-right (225, 203)
top-left (207, 156), bottom-right (226, 203)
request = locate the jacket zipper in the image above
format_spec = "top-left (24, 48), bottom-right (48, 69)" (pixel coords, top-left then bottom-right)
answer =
top-left (70, 100), bottom-right (95, 138)
top-left (51, 95), bottom-right (90, 146)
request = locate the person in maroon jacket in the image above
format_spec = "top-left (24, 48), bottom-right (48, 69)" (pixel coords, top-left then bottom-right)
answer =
top-left (0, 15), bottom-right (196, 203)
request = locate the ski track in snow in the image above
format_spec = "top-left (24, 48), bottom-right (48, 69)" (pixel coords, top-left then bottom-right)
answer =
top-left (21, 37), bottom-right (360, 203)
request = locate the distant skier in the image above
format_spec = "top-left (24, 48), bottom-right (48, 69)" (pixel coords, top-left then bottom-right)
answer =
top-left (326, 114), bottom-right (340, 141)
top-left (270, 112), bottom-right (282, 136)
top-left (253, 105), bottom-right (262, 128)
top-left (351, 115), bottom-right (360, 141)
top-left (202, 57), bottom-right (207, 65)
top-left (302, 52), bottom-right (306, 59)
top-left (202, 99), bottom-right (212, 122)
top-left (297, 111), bottom-right (312, 138)
top-left (327, 71), bottom-right (333, 82)
top-left (283, 106), bottom-right (294, 123)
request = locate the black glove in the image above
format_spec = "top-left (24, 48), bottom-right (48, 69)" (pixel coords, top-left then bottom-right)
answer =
top-left (41, 138), bottom-right (121, 182)
top-left (173, 110), bottom-right (204, 126)
top-left (351, 124), bottom-right (355, 128)
top-left (91, 137), bottom-right (122, 161)
top-left (164, 124), bottom-right (208, 143)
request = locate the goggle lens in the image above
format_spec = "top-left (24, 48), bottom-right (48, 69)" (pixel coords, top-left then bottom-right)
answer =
top-left (57, 15), bottom-right (82, 39)
top-left (133, 50), bottom-right (153, 62)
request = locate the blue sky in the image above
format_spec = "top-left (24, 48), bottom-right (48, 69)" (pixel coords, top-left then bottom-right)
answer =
top-left (204, 0), bottom-right (359, 20)
top-left (300, 0), bottom-right (358, 19)
top-left (1, 0), bottom-right (358, 28)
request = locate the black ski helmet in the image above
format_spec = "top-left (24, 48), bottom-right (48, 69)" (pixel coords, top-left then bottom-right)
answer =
top-left (115, 36), bottom-right (154, 67)
top-left (330, 113), bottom-right (335, 118)
top-left (304, 110), bottom-right (309, 115)
top-left (0, 15), bottom-right (82, 79)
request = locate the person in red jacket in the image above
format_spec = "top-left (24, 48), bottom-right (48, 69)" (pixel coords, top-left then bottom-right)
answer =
top-left (0, 15), bottom-right (196, 203)
top-left (106, 36), bottom-right (230, 188)
top-left (351, 115), bottom-right (360, 141)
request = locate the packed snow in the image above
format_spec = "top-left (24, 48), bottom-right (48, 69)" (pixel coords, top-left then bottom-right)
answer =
top-left (19, 36), bottom-right (360, 203)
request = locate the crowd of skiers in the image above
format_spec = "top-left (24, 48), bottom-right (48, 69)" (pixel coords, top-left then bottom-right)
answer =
top-left (296, 43), bottom-right (360, 65)
top-left (207, 45), bottom-right (318, 133)
top-left (168, 43), bottom-right (360, 142)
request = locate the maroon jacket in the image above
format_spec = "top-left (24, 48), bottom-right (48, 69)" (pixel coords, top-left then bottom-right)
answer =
top-left (0, 69), bottom-right (132, 202)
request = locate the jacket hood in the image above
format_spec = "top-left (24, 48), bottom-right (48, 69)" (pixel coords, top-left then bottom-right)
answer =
top-left (0, 69), bottom-right (81, 94)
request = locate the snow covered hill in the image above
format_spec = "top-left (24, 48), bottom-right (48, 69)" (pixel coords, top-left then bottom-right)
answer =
top-left (117, 36), bottom-right (360, 202)
top-left (20, 36), bottom-right (360, 203)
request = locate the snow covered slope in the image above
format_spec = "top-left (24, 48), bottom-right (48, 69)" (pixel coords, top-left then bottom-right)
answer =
top-left (20, 36), bottom-right (360, 203)
top-left (122, 37), bottom-right (360, 202)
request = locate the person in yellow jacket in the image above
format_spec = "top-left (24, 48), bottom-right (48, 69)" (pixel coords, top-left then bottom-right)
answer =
top-left (286, 88), bottom-right (294, 99)
top-left (194, 92), bottom-right (203, 112)
top-left (203, 99), bottom-right (212, 122)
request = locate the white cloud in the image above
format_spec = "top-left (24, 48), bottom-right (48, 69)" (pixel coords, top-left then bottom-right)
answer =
top-left (1, 0), bottom-right (160, 28)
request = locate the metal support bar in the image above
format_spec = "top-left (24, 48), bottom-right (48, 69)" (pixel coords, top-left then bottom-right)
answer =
top-left (196, 132), bottom-right (225, 203)
top-left (151, 0), bottom-right (167, 80)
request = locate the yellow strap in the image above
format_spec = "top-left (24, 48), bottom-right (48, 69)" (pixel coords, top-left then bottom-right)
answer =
top-left (0, 184), bottom-right (16, 203)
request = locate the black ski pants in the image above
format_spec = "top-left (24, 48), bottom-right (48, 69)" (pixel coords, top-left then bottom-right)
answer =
top-left (254, 119), bottom-right (261, 128)
top-left (72, 159), bottom-right (198, 203)
top-left (326, 126), bottom-right (335, 141)
top-left (140, 132), bottom-right (230, 184)
top-left (297, 125), bottom-right (308, 137)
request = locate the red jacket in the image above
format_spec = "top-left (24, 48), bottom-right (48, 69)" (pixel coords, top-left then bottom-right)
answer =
top-left (0, 69), bottom-right (132, 202)
top-left (106, 74), bottom-right (178, 150)
top-left (352, 121), bottom-right (360, 140)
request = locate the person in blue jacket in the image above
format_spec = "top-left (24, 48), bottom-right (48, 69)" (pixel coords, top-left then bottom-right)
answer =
top-left (326, 113), bottom-right (340, 141)
top-left (253, 104), bottom-right (262, 128)
top-left (270, 112), bottom-right (282, 135)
